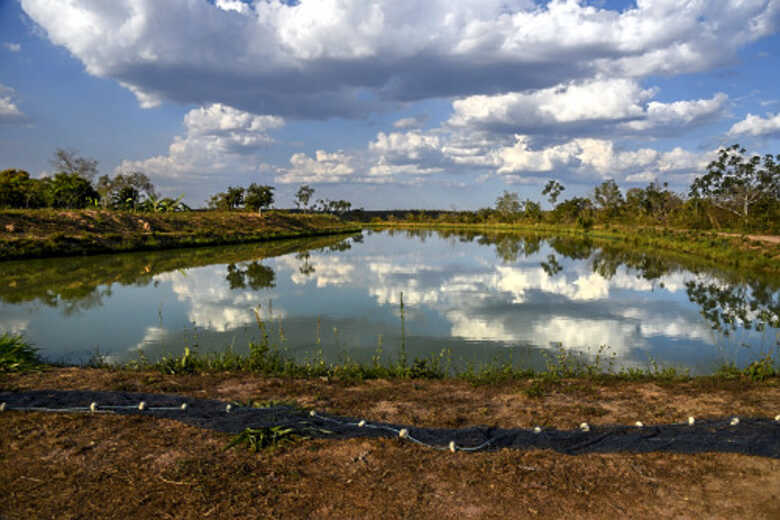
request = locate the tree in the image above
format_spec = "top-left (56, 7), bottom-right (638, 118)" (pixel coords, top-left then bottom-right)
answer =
top-left (50, 148), bottom-right (98, 180)
top-left (592, 179), bottom-right (624, 217)
top-left (542, 179), bottom-right (565, 205)
top-left (551, 196), bottom-right (593, 223)
top-left (329, 199), bottom-right (352, 216)
top-left (244, 183), bottom-right (275, 213)
top-left (112, 185), bottom-right (141, 210)
top-left (295, 185), bottom-right (315, 211)
top-left (495, 190), bottom-right (521, 220)
top-left (209, 186), bottom-right (245, 210)
top-left (0, 169), bottom-right (37, 208)
top-left (46, 173), bottom-right (99, 208)
top-left (689, 144), bottom-right (779, 223)
top-left (522, 199), bottom-right (542, 221)
top-left (626, 182), bottom-right (682, 223)
top-left (97, 171), bottom-right (157, 210)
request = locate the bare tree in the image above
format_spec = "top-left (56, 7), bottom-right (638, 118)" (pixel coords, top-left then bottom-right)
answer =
top-left (50, 148), bottom-right (99, 180)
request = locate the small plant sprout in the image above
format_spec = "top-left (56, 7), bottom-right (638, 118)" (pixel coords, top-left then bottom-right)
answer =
top-left (180, 403), bottom-right (188, 411)
top-left (688, 416), bottom-right (695, 426)
top-left (358, 420), bottom-right (366, 427)
top-left (309, 410), bottom-right (317, 417)
top-left (90, 402), bottom-right (98, 413)
top-left (138, 401), bottom-right (146, 411)
top-left (225, 404), bottom-right (232, 413)
top-left (399, 428), bottom-right (409, 439)
top-left (449, 441), bottom-right (456, 453)
top-left (730, 417), bottom-right (740, 426)
top-left (635, 421), bottom-right (644, 428)
top-left (579, 422), bottom-right (590, 432)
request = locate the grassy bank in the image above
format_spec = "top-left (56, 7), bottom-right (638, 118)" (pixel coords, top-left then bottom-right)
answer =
top-left (0, 209), bottom-right (360, 260)
top-left (4, 331), bottom-right (776, 387)
top-left (368, 220), bottom-right (780, 275)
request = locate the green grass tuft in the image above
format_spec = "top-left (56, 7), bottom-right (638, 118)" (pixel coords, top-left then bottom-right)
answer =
top-left (0, 333), bottom-right (41, 372)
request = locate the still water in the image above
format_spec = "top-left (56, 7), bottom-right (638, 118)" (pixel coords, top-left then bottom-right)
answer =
top-left (1, 229), bottom-right (778, 374)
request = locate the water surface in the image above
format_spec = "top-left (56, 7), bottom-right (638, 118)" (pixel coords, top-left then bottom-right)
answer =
top-left (1, 229), bottom-right (778, 374)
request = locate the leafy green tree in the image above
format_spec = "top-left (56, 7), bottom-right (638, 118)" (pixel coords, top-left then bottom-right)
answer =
top-left (111, 185), bottom-right (141, 210)
top-left (50, 148), bottom-right (98, 181)
top-left (46, 173), bottom-right (99, 208)
top-left (592, 179), bottom-right (624, 217)
top-left (96, 172), bottom-right (156, 209)
top-left (625, 182), bottom-right (682, 223)
top-left (209, 186), bottom-right (245, 210)
top-left (689, 144), bottom-right (779, 224)
top-left (295, 184), bottom-right (315, 211)
top-left (244, 183), bottom-right (275, 213)
top-left (330, 199), bottom-right (352, 216)
top-left (0, 169), bottom-right (41, 208)
top-left (522, 199), bottom-right (542, 221)
top-left (550, 197), bottom-right (593, 223)
top-left (542, 179), bottom-right (565, 205)
top-left (495, 190), bottom-right (521, 220)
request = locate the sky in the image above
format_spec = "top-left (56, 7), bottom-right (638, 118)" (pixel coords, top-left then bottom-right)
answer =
top-left (1, 0), bottom-right (780, 210)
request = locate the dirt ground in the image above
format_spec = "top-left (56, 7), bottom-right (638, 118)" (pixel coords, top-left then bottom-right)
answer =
top-left (2, 368), bottom-right (779, 519)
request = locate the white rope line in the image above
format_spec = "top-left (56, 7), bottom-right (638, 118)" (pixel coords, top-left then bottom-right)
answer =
top-left (2, 401), bottom-right (778, 453)
top-left (0, 401), bottom-right (190, 414)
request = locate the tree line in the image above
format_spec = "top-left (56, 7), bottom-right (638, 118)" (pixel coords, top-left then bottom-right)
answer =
top-left (2, 144), bottom-right (777, 231)
top-left (405, 144), bottom-right (779, 233)
top-left (0, 149), bottom-right (188, 213)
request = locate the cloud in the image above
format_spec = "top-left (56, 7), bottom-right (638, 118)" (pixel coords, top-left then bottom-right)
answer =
top-left (155, 265), bottom-right (281, 332)
top-left (19, 0), bottom-right (779, 118)
top-left (449, 78), bottom-right (727, 135)
top-left (393, 116), bottom-right (427, 129)
top-left (728, 112), bottom-right (780, 137)
top-left (494, 135), bottom-right (714, 184)
top-left (449, 78), bottom-right (653, 130)
top-left (275, 150), bottom-right (355, 184)
top-left (2, 42), bottom-right (21, 52)
top-left (277, 254), bottom-right (356, 287)
top-left (0, 84), bottom-right (25, 124)
top-left (618, 93), bottom-right (729, 132)
top-left (116, 103), bottom-right (283, 181)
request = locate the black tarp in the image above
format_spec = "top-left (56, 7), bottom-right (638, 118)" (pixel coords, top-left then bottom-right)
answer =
top-left (2, 390), bottom-right (778, 458)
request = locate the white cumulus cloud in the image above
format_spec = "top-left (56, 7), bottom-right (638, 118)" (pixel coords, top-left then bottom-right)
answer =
top-left (116, 103), bottom-right (283, 183)
top-left (0, 84), bottom-right (25, 123)
top-left (276, 150), bottom-right (355, 184)
top-left (728, 112), bottom-right (780, 137)
top-left (19, 0), bottom-right (779, 118)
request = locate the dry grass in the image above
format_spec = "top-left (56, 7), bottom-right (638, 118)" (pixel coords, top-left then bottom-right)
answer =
top-left (2, 368), bottom-right (779, 519)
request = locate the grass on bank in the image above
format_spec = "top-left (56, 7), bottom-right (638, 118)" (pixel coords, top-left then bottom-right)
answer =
top-left (368, 221), bottom-right (780, 275)
top-left (0, 333), bottom-right (41, 372)
top-left (0, 209), bottom-right (361, 260)
top-left (5, 331), bottom-right (777, 387)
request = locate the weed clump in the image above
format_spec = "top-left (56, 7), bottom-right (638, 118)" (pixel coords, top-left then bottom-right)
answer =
top-left (0, 333), bottom-right (41, 372)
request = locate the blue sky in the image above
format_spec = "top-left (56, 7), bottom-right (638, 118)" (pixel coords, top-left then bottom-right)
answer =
top-left (1, 0), bottom-right (780, 209)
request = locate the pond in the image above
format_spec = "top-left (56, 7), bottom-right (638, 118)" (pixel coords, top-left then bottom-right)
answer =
top-left (1, 229), bottom-right (778, 375)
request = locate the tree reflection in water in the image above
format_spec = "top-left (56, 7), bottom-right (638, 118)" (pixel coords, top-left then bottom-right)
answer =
top-left (226, 262), bottom-right (276, 290)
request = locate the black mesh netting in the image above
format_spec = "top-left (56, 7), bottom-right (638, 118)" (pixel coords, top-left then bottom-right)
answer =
top-left (2, 390), bottom-right (778, 458)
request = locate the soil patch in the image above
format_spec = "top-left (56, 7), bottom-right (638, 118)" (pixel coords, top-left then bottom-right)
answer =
top-left (2, 368), bottom-right (779, 519)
